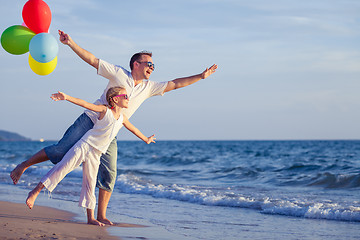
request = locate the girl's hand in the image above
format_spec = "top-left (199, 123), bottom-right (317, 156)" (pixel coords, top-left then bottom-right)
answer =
top-left (51, 91), bottom-right (67, 101)
top-left (147, 134), bottom-right (156, 144)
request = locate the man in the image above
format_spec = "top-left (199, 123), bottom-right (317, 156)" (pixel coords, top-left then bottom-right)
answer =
top-left (11, 30), bottom-right (218, 225)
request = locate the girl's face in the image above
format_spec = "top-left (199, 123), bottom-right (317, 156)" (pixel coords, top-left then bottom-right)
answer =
top-left (113, 90), bottom-right (129, 108)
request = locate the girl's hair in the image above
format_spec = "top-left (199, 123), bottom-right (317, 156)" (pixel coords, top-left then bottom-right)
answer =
top-left (106, 87), bottom-right (125, 109)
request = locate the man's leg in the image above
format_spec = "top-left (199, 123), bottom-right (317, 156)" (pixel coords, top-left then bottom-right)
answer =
top-left (11, 149), bottom-right (49, 184)
top-left (96, 138), bottom-right (118, 225)
top-left (10, 113), bottom-right (94, 184)
top-left (97, 188), bottom-right (113, 224)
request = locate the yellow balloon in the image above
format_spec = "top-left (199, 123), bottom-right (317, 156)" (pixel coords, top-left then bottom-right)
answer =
top-left (28, 54), bottom-right (57, 75)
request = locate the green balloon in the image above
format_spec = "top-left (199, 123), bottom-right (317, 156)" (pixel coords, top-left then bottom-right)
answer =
top-left (1, 25), bottom-right (36, 55)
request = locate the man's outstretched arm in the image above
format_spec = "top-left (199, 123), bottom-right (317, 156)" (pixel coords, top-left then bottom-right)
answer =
top-left (164, 64), bottom-right (218, 93)
top-left (58, 30), bottom-right (99, 69)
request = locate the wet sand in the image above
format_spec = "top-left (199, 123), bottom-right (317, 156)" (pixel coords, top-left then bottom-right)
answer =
top-left (0, 201), bottom-right (146, 240)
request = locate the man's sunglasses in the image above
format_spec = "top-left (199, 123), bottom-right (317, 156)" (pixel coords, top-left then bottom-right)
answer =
top-left (137, 61), bottom-right (155, 70)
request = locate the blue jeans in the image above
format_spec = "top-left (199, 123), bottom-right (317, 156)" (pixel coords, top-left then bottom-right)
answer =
top-left (44, 113), bottom-right (118, 192)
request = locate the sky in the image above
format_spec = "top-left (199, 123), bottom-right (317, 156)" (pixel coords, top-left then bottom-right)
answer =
top-left (1, 0), bottom-right (360, 141)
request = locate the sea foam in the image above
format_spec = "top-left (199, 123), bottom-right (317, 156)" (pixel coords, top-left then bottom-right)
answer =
top-left (116, 173), bottom-right (360, 222)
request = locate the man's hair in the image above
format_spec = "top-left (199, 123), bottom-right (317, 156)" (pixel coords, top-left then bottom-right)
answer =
top-left (106, 86), bottom-right (125, 109)
top-left (129, 51), bottom-right (152, 71)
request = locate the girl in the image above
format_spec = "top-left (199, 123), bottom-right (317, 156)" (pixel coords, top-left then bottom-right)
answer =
top-left (26, 87), bottom-right (155, 226)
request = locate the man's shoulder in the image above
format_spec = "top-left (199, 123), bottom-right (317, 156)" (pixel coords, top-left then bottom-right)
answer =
top-left (143, 80), bottom-right (168, 95)
top-left (146, 79), bottom-right (168, 86)
top-left (143, 80), bottom-right (158, 87)
top-left (99, 59), bottom-right (131, 75)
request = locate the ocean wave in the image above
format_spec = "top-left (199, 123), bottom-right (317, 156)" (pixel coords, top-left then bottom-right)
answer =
top-left (308, 172), bottom-right (360, 188)
top-left (116, 174), bottom-right (360, 222)
top-left (0, 153), bottom-right (17, 160)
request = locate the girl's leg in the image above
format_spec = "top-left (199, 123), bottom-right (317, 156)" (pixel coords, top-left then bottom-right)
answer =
top-left (41, 142), bottom-right (85, 193)
top-left (26, 182), bottom-right (45, 209)
top-left (79, 148), bottom-right (100, 210)
top-left (79, 145), bottom-right (103, 225)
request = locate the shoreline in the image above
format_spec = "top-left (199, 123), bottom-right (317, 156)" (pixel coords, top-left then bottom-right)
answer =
top-left (0, 200), bottom-right (147, 240)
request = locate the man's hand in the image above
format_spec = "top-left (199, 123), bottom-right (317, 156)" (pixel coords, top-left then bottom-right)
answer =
top-left (201, 64), bottom-right (218, 79)
top-left (57, 30), bottom-right (99, 69)
top-left (58, 30), bottom-right (71, 45)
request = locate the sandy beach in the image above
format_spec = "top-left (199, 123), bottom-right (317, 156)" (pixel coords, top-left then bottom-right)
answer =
top-left (0, 201), bottom-right (146, 240)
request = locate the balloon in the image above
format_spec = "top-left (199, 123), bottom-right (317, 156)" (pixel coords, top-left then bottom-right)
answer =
top-left (29, 54), bottom-right (57, 75)
top-left (22, 0), bottom-right (51, 34)
top-left (1, 25), bottom-right (35, 55)
top-left (29, 33), bottom-right (58, 63)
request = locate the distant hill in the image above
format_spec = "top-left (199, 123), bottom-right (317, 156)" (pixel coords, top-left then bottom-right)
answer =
top-left (0, 130), bottom-right (31, 141)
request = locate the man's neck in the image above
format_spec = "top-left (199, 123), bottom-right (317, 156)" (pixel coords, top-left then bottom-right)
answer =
top-left (131, 72), bottom-right (144, 86)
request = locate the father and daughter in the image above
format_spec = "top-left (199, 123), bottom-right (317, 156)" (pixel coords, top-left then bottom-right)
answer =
top-left (26, 87), bottom-right (156, 226)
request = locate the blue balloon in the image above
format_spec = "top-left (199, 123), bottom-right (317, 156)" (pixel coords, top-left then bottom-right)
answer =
top-left (29, 33), bottom-right (58, 63)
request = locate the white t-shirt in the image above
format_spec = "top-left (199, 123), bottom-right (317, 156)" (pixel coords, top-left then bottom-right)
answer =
top-left (82, 109), bottom-right (124, 154)
top-left (85, 59), bottom-right (168, 123)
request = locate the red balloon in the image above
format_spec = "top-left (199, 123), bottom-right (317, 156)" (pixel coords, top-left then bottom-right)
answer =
top-left (22, 0), bottom-right (51, 34)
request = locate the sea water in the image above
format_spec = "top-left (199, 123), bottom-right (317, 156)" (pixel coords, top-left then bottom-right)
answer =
top-left (1, 140), bottom-right (360, 239)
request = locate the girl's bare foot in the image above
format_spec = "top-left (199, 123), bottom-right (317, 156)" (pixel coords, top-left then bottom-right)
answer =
top-left (26, 190), bottom-right (39, 209)
top-left (10, 163), bottom-right (27, 184)
top-left (88, 219), bottom-right (105, 226)
top-left (25, 183), bottom-right (44, 209)
top-left (98, 217), bottom-right (113, 225)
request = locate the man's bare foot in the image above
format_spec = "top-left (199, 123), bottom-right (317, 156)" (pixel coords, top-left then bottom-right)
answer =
top-left (11, 149), bottom-right (50, 185)
top-left (98, 217), bottom-right (113, 225)
top-left (10, 163), bottom-right (27, 184)
top-left (88, 219), bottom-right (105, 226)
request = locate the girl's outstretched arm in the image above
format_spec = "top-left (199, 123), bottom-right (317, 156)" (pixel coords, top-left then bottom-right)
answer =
top-left (51, 91), bottom-right (106, 113)
top-left (122, 115), bottom-right (156, 144)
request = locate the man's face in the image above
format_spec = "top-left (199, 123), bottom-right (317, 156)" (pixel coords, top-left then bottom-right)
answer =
top-left (136, 55), bottom-right (154, 80)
